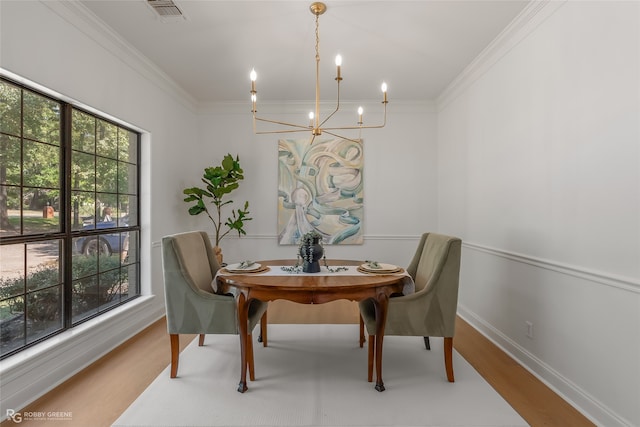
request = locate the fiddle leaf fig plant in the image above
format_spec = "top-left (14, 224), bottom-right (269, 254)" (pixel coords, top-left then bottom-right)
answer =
top-left (183, 154), bottom-right (252, 248)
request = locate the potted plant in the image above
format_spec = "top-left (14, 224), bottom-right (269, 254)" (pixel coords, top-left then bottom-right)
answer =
top-left (183, 154), bottom-right (252, 264)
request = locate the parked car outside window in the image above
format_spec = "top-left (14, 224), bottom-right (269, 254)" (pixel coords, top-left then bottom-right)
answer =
top-left (75, 215), bottom-right (129, 258)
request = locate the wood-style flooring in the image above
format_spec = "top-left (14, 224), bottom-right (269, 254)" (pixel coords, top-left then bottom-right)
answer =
top-left (1, 300), bottom-right (595, 427)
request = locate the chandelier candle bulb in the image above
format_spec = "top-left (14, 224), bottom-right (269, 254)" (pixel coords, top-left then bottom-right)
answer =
top-left (250, 69), bottom-right (257, 112)
top-left (250, 69), bottom-right (256, 92)
top-left (309, 112), bottom-right (314, 127)
top-left (381, 82), bottom-right (388, 103)
top-left (358, 106), bottom-right (363, 125)
top-left (335, 54), bottom-right (342, 81)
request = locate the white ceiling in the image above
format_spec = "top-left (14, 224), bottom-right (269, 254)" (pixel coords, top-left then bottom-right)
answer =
top-left (80, 0), bottom-right (529, 104)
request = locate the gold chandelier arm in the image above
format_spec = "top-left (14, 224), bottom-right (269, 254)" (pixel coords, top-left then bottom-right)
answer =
top-left (322, 124), bottom-right (382, 131)
top-left (322, 102), bottom-right (387, 131)
top-left (254, 128), bottom-right (313, 135)
top-left (253, 115), bottom-right (310, 131)
top-left (253, 99), bottom-right (386, 135)
top-left (318, 78), bottom-right (341, 128)
top-left (323, 130), bottom-right (361, 143)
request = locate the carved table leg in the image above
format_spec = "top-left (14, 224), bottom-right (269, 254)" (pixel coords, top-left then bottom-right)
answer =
top-left (367, 334), bottom-right (375, 382)
top-left (248, 333), bottom-right (255, 381)
top-left (373, 291), bottom-right (390, 392)
top-left (237, 292), bottom-right (249, 393)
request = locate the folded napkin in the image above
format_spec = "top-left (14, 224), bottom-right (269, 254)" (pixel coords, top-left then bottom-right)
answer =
top-left (237, 260), bottom-right (254, 269)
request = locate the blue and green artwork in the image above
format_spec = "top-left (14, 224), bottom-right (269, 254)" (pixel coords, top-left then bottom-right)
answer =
top-left (278, 137), bottom-right (364, 245)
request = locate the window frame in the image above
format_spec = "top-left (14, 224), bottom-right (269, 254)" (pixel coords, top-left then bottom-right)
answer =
top-left (0, 76), bottom-right (142, 360)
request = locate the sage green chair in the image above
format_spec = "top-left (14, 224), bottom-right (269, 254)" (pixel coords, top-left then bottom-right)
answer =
top-left (359, 232), bottom-right (462, 382)
top-left (161, 231), bottom-right (267, 379)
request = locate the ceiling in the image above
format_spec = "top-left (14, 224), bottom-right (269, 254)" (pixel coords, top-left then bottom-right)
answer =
top-left (80, 1), bottom-right (530, 105)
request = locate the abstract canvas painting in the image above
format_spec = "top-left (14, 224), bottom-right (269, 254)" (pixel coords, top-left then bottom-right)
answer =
top-left (278, 137), bottom-right (363, 245)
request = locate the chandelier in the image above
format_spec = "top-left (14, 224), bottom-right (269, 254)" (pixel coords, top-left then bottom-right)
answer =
top-left (250, 2), bottom-right (388, 143)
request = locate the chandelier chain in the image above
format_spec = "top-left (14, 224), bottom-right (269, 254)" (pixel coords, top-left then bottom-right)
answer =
top-left (315, 13), bottom-right (320, 61)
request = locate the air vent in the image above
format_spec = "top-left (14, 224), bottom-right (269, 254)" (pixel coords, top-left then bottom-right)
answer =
top-left (147, 0), bottom-right (186, 21)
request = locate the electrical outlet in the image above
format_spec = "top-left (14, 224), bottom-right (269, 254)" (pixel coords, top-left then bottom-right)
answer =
top-left (526, 321), bottom-right (533, 339)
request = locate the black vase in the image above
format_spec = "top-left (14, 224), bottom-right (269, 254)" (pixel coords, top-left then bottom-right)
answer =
top-left (300, 237), bottom-right (324, 273)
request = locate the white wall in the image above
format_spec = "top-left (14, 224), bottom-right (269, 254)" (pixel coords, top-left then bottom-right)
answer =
top-left (0, 0), bottom-right (199, 414)
top-left (192, 102), bottom-right (438, 266)
top-left (437, 2), bottom-right (640, 426)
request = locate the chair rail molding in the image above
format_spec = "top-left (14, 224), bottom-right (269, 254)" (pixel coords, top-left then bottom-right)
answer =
top-left (462, 241), bottom-right (640, 294)
top-left (151, 233), bottom-right (423, 248)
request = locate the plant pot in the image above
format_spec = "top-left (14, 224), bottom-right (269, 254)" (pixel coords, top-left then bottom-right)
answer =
top-left (299, 237), bottom-right (323, 273)
top-left (214, 245), bottom-right (223, 266)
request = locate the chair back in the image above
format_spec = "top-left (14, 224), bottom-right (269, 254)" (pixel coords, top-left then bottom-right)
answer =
top-left (166, 231), bottom-right (220, 293)
top-left (400, 232), bottom-right (461, 337)
top-left (162, 231), bottom-right (235, 334)
top-left (407, 233), bottom-right (461, 294)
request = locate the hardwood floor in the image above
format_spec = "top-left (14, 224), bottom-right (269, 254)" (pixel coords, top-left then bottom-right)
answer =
top-left (2, 300), bottom-right (594, 427)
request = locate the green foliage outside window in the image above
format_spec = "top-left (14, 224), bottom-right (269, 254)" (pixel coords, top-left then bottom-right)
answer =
top-left (0, 76), bottom-right (140, 358)
top-left (0, 256), bottom-right (124, 318)
top-left (0, 256), bottom-right (126, 353)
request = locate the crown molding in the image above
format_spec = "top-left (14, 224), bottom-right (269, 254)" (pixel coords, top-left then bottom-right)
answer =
top-left (436, 0), bottom-right (566, 111)
top-left (24, 1), bottom-right (567, 118)
top-left (37, 1), bottom-right (439, 117)
top-left (41, 1), bottom-right (199, 113)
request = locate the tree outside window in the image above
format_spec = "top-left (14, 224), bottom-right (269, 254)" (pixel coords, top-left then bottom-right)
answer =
top-left (0, 77), bottom-right (141, 359)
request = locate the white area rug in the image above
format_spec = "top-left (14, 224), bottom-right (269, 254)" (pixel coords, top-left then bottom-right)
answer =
top-left (114, 324), bottom-right (528, 427)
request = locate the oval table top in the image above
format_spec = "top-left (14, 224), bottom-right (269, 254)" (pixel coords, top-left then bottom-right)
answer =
top-left (217, 259), bottom-right (409, 295)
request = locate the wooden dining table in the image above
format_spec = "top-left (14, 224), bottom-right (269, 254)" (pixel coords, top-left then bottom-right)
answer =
top-left (215, 259), bottom-right (412, 393)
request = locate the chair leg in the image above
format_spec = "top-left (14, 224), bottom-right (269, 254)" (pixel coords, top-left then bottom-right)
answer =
top-left (424, 336), bottom-right (430, 350)
top-left (198, 334), bottom-right (205, 346)
top-left (444, 337), bottom-right (454, 382)
top-left (247, 333), bottom-right (256, 381)
top-left (170, 334), bottom-right (179, 378)
top-left (359, 315), bottom-right (366, 348)
top-left (258, 311), bottom-right (268, 347)
top-left (367, 334), bottom-right (375, 382)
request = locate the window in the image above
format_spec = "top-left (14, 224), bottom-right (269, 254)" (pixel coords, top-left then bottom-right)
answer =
top-left (0, 77), bottom-right (141, 359)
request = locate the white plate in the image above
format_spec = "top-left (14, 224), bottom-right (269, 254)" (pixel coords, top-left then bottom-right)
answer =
top-left (360, 262), bottom-right (399, 272)
top-left (226, 262), bottom-right (262, 272)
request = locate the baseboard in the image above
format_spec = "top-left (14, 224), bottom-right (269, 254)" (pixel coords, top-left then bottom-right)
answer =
top-left (0, 296), bottom-right (164, 418)
top-left (457, 305), bottom-right (632, 427)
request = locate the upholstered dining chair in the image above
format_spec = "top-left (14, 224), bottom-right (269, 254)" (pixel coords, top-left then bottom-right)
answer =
top-left (161, 231), bottom-right (268, 379)
top-left (359, 232), bottom-right (462, 382)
